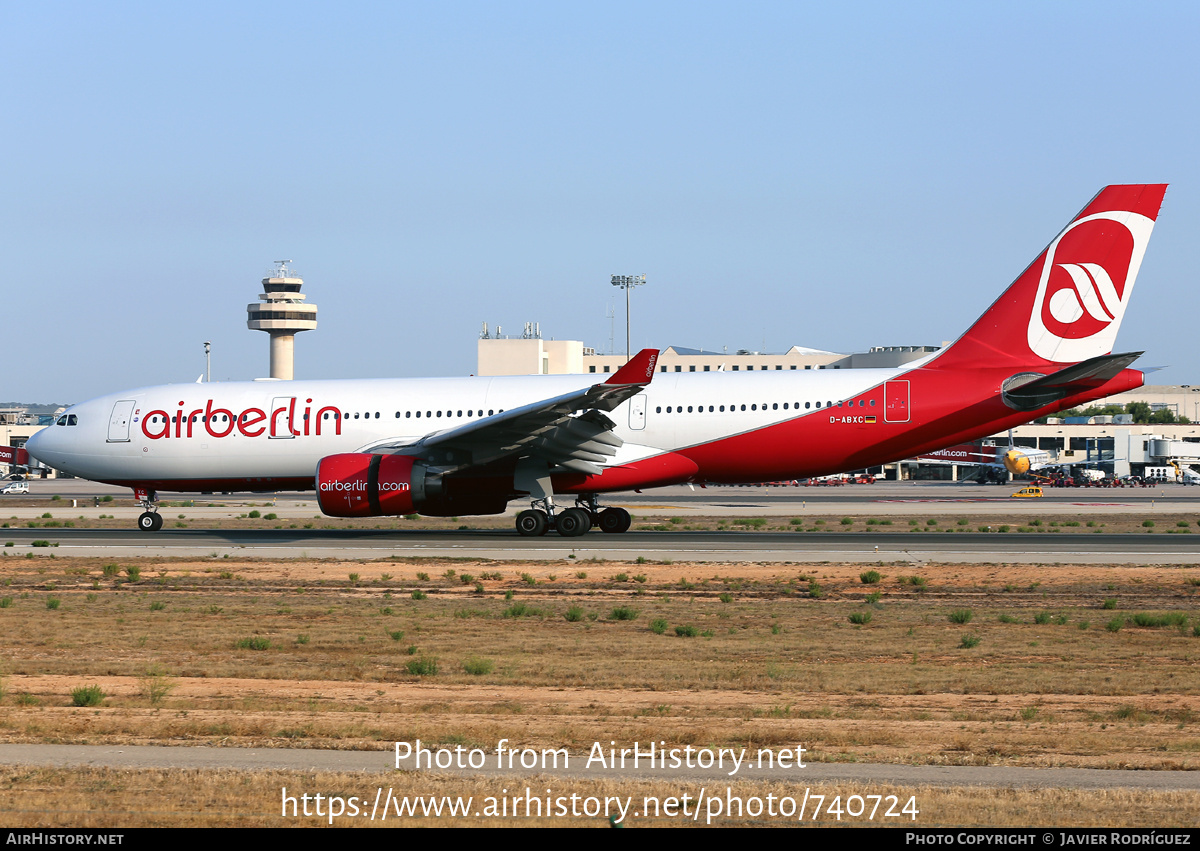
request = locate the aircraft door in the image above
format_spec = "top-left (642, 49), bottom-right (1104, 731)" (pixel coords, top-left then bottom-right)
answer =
top-left (106, 400), bottom-right (137, 443)
top-left (628, 394), bottom-right (647, 430)
top-left (269, 396), bottom-right (297, 439)
top-left (884, 380), bottom-right (910, 423)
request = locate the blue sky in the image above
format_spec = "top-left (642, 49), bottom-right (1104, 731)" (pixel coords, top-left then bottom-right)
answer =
top-left (4, 2), bottom-right (1198, 401)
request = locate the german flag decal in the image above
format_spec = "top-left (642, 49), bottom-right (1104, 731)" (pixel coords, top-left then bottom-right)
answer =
top-left (865, 416), bottom-right (877, 424)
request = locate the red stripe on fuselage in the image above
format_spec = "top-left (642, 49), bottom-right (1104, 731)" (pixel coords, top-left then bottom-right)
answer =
top-left (559, 365), bottom-right (1143, 491)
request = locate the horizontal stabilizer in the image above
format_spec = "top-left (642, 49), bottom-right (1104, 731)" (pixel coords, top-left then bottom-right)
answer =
top-left (1002, 351), bottom-right (1142, 411)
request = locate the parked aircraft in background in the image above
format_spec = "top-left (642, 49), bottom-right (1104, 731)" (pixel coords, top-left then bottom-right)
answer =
top-left (26, 185), bottom-right (1167, 535)
top-left (917, 435), bottom-right (1100, 478)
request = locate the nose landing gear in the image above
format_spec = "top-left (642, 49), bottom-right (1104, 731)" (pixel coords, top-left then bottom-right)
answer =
top-left (133, 487), bottom-right (162, 532)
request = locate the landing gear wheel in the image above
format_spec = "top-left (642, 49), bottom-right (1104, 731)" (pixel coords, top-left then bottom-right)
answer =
top-left (598, 506), bottom-right (632, 534)
top-left (138, 511), bottom-right (162, 532)
top-left (515, 509), bottom-right (549, 537)
top-left (556, 507), bottom-right (592, 537)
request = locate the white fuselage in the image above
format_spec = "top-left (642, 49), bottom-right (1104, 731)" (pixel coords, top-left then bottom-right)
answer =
top-left (28, 368), bottom-right (900, 489)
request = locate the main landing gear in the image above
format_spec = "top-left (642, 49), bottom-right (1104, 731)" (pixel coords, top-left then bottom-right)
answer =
top-left (134, 487), bottom-right (162, 532)
top-left (514, 494), bottom-right (631, 537)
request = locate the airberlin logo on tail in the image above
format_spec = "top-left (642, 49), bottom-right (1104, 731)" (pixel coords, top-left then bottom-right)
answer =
top-left (1027, 211), bottom-right (1155, 362)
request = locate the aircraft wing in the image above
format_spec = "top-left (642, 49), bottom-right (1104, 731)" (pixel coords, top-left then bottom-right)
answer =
top-left (358, 348), bottom-right (659, 476)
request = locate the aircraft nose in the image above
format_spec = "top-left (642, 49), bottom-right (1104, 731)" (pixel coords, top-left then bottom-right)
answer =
top-left (25, 423), bottom-right (58, 466)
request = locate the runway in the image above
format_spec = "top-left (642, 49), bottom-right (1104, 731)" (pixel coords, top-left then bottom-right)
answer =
top-left (16, 479), bottom-right (1200, 512)
top-left (7, 527), bottom-right (1200, 563)
top-left (6, 480), bottom-right (1199, 562)
top-left (2, 743), bottom-right (1198, 792)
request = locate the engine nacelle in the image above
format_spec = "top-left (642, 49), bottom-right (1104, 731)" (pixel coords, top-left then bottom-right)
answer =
top-left (316, 453), bottom-right (429, 518)
top-left (316, 453), bottom-right (512, 518)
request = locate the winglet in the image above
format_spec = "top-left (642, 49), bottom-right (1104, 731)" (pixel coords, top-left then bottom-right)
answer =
top-left (606, 349), bottom-right (660, 385)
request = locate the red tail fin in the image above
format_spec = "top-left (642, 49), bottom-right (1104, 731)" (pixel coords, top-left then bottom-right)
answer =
top-left (931, 185), bottom-right (1167, 370)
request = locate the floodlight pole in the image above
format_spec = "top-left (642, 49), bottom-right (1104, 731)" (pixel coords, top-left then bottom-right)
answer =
top-left (204, 341), bottom-right (211, 383)
top-left (610, 274), bottom-right (646, 362)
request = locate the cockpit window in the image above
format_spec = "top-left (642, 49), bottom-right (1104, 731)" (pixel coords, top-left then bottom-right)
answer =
top-left (67, 414), bottom-right (77, 426)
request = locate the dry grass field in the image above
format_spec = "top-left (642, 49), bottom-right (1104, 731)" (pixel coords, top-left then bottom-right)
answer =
top-left (1, 548), bottom-right (1198, 826)
top-left (4, 767), bottom-right (1199, 827)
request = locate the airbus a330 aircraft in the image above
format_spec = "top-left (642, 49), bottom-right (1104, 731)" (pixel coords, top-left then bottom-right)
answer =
top-left (27, 184), bottom-right (1167, 536)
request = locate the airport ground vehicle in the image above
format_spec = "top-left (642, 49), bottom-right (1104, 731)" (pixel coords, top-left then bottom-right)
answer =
top-left (26, 185), bottom-right (1167, 535)
top-left (1, 481), bottom-right (29, 495)
top-left (1011, 486), bottom-right (1044, 498)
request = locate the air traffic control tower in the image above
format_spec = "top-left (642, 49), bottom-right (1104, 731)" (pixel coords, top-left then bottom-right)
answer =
top-left (246, 260), bottom-right (318, 380)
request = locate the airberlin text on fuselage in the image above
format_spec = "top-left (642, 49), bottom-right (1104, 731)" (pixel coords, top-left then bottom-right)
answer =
top-left (139, 399), bottom-right (342, 440)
